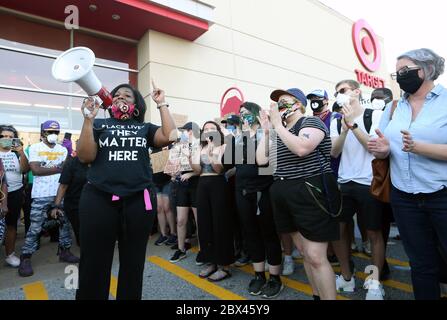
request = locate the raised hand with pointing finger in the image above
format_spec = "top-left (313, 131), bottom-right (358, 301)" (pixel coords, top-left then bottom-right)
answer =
top-left (151, 79), bottom-right (166, 106)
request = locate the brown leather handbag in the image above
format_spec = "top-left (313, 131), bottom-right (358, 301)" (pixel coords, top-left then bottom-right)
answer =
top-left (370, 101), bottom-right (398, 203)
top-left (371, 158), bottom-right (391, 203)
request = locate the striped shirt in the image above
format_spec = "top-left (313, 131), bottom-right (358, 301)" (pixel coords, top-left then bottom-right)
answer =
top-left (271, 117), bottom-right (332, 180)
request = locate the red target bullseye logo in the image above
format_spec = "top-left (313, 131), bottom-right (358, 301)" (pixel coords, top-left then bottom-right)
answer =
top-left (352, 19), bottom-right (381, 72)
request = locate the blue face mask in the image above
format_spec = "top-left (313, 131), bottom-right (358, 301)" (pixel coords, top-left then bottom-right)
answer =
top-left (226, 125), bottom-right (237, 133)
top-left (180, 132), bottom-right (189, 143)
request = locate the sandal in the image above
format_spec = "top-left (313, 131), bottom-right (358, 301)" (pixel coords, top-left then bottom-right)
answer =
top-left (207, 269), bottom-right (232, 282)
top-left (199, 264), bottom-right (217, 278)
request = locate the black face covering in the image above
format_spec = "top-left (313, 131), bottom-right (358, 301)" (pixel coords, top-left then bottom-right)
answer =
top-left (397, 69), bottom-right (424, 94)
top-left (310, 100), bottom-right (326, 113)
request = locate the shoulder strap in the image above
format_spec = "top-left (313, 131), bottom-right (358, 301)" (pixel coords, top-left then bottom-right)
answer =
top-left (292, 117), bottom-right (306, 136)
top-left (337, 118), bottom-right (342, 135)
top-left (363, 108), bottom-right (374, 134)
top-left (13, 151), bottom-right (20, 161)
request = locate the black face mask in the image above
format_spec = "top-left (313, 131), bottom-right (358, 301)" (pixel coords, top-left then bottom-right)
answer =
top-left (397, 69), bottom-right (424, 94)
top-left (310, 100), bottom-right (326, 113)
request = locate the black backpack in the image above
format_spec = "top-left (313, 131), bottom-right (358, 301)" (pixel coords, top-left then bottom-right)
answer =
top-left (337, 108), bottom-right (374, 135)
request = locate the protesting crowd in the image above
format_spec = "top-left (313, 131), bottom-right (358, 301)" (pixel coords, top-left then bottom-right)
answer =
top-left (0, 48), bottom-right (446, 301)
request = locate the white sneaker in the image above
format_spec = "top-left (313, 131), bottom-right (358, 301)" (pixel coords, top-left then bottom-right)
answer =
top-left (364, 279), bottom-right (385, 300)
top-left (282, 258), bottom-right (295, 276)
top-left (336, 274), bottom-right (356, 293)
top-left (5, 252), bottom-right (20, 268)
top-left (291, 249), bottom-right (302, 259)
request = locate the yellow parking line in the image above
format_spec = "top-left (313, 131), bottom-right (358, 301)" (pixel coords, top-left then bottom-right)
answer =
top-left (332, 266), bottom-right (413, 293)
top-left (239, 265), bottom-right (349, 300)
top-left (148, 256), bottom-right (245, 300)
top-left (109, 275), bottom-right (118, 298)
top-left (22, 281), bottom-right (49, 300)
top-left (352, 253), bottom-right (410, 268)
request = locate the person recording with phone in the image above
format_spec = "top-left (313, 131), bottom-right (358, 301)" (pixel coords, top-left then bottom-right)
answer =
top-left (0, 125), bottom-right (29, 268)
top-left (75, 81), bottom-right (177, 300)
top-left (190, 121), bottom-right (234, 282)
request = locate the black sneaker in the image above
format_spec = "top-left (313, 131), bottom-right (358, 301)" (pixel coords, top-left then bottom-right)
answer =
top-left (234, 255), bottom-right (251, 267)
top-left (155, 235), bottom-right (169, 246)
top-left (165, 235), bottom-right (178, 246)
top-left (261, 278), bottom-right (284, 299)
top-left (248, 276), bottom-right (266, 296)
top-left (170, 250), bottom-right (187, 263)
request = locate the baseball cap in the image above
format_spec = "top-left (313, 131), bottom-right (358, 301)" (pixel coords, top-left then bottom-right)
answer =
top-left (306, 89), bottom-right (329, 100)
top-left (221, 115), bottom-right (241, 125)
top-left (179, 122), bottom-right (199, 131)
top-left (41, 120), bottom-right (61, 132)
top-left (270, 88), bottom-right (308, 107)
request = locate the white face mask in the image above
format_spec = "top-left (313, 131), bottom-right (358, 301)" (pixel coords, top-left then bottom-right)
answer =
top-left (371, 99), bottom-right (386, 110)
top-left (46, 134), bottom-right (58, 144)
top-left (336, 93), bottom-right (351, 107)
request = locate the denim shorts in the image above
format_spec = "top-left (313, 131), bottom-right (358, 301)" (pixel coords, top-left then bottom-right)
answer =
top-left (155, 182), bottom-right (172, 197)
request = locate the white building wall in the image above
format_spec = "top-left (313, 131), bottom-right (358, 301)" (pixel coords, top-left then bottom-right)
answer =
top-left (140, 0), bottom-right (391, 126)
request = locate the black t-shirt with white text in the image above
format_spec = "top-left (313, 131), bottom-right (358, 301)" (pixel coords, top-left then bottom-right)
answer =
top-left (88, 118), bottom-right (160, 197)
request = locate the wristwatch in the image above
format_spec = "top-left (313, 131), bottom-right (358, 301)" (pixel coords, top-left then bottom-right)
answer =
top-left (157, 102), bottom-right (169, 109)
top-left (346, 122), bottom-right (358, 130)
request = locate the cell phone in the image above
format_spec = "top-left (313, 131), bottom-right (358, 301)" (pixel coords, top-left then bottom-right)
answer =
top-left (64, 132), bottom-right (72, 140)
top-left (11, 138), bottom-right (21, 148)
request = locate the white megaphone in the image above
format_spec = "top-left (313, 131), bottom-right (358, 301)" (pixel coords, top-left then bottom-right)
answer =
top-left (52, 47), bottom-right (113, 109)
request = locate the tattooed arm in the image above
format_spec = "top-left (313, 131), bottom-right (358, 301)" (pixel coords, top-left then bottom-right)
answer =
top-left (275, 126), bottom-right (325, 157)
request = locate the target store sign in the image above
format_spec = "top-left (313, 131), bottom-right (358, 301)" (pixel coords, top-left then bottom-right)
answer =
top-left (352, 19), bottom-right (385, 88)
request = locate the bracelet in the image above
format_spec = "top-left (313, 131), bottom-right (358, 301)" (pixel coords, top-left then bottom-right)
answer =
top-left (157, 103), bottom-right (169, 109)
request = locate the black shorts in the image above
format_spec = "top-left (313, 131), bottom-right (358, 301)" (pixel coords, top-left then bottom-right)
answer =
top-left (269, 174), bottom-right (340, 243)
top-left (339, 181), bottom-right (384, 231)
top-left (176, 181), bottom-right (197, 208)
top-left (5, 188), bottom-right (24, 229)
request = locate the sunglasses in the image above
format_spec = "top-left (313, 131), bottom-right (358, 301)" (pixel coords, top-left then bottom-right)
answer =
top-left (334, 87), bottom-right (352, 97)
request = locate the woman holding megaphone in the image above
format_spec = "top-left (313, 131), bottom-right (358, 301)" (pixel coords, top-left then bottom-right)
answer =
top-left (75, 80), bottom-right (177, 300)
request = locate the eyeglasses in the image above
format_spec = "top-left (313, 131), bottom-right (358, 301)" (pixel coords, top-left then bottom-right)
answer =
top-left (278, 100), bottom-right (297, 110)
top-left (334, 87), bottom-right (352, 97)
top-left (391, 66), bottom-right (421, 80)
top-left (45, 131), bottom-right (60, 135)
